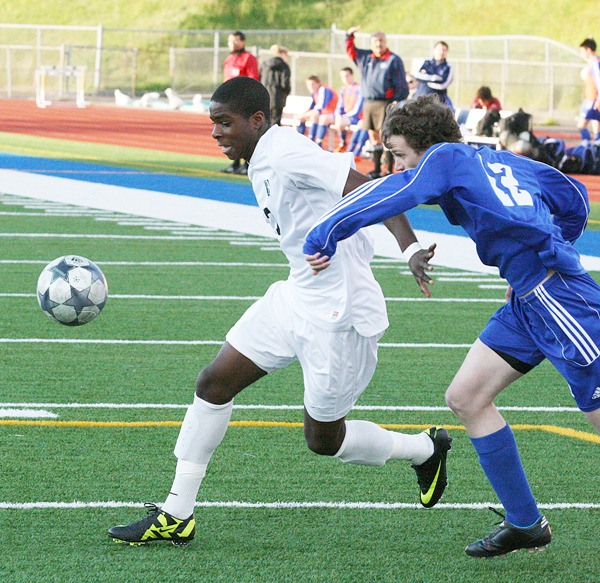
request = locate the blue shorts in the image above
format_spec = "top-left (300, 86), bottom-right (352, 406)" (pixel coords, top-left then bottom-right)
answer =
top-left (348, 114), bottom-right (361, 126)
top-left (480, 272), bottom-right (600, 412)
top-left (579, 100), bottom-right (600, 121)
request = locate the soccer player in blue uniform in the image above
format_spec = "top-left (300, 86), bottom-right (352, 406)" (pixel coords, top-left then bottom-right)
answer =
top-left (304, 94), bottom-right (600, 558)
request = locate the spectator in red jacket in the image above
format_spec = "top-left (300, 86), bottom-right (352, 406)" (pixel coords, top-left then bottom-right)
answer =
top-left (222, 31), bottom-right (260, 174)
top-left (470, 86), bottom-right (502, 111)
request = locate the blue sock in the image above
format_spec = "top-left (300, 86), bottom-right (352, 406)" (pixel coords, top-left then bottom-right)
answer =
top-left (316, 124), bottom-right (328, 141)
top-left (352, 129), bottom-right (369, 156)
top-left (580, 128), bottom-right (591, 141)
top-left (297, 122), bottom-right (306, 135)
top-left (308, 124), bottom-right (318, 142)
top-left (470, 423), bottom-right (541, 527)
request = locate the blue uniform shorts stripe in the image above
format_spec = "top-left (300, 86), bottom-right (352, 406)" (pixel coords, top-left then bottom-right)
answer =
top-left (534, 285), bottom-right (600, 364)
top-left (480, 272), bottom-right (600, 412)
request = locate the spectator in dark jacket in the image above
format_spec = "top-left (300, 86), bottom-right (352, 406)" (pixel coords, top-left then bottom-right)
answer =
top-left (346, 26), bottom-right (408, 178)
top-left (260, 45), bottom-right (291, 126)
top-left (414, 41), bottom-right (454, 108)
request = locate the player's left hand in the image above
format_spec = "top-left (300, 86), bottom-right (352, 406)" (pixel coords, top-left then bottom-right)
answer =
top-left (306, 252), bottom-right (330, 275)
top-left (408, 243), bottom-right (436, 297)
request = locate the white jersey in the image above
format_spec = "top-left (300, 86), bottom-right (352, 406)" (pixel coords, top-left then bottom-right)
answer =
top-left (248, 125), bottom-right (388, 336)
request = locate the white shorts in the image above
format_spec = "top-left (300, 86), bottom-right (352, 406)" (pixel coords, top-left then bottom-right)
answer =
top-left (226, 280), bottom-right (382, 422)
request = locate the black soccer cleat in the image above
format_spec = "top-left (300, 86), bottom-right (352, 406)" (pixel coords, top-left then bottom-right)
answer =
top-left (108, 503), bottom-right (196, 546)
top-left (465, 510), bottom-right (552, 558)
top-left (412, 426), bottom-right (452, 508)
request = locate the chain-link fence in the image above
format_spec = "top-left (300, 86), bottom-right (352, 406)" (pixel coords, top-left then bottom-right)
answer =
top-left (0, 24), bottom-right (586, 121)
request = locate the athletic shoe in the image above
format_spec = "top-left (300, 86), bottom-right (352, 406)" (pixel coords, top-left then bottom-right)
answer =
top-left (412, 426), bottom-right (452, 508)
top-left (334, 144), bottom-right (347, 153)
top-left (108, 503), bottom-right (196, 546)
top-left (465, 511), bottom-right (552, 558)
top-left (221, 164), bottom-right (240, 174)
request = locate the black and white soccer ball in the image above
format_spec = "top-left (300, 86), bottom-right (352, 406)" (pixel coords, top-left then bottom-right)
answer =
top-left (36, 255), bottom-right (108, 326)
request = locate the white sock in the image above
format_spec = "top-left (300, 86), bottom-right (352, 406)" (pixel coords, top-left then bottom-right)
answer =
top-left (173, 396), bottom-right (233, 464)
top-left (335, 420), bottom-right (434, 466)
top-left (335, 420), bottom-right (394, 466)
top-left (388, 431), bottom-right (434, 466)
top-left (161, 396), bottom-right (233, 519)
top-left (162, 459), bottom-right (206, 519)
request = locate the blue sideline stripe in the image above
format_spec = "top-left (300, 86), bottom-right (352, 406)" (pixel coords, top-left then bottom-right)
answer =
top-left (0, 154), bottom-right (256, 206)
top-left (1, 153), bottom-right (598, 257)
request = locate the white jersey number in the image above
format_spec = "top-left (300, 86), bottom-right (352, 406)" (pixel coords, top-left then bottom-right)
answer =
top-left (485, 162), bottom-right (533, 207)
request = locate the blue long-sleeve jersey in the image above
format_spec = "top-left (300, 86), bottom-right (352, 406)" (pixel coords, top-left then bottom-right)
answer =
top-left (414, 58), bottom-right (453, 100)
top-left (304, 143), bottom-right (590, 296)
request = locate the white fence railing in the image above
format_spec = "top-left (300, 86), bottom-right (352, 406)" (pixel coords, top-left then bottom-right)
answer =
top-left (0, 24), bottom-right (587, 121)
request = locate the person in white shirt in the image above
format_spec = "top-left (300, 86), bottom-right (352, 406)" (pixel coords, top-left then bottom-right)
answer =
top-left (108, 77), bottom-right (450, 546)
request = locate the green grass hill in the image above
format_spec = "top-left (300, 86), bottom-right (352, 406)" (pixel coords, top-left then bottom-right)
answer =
top-left (0, 0), bottom-right (595, 49)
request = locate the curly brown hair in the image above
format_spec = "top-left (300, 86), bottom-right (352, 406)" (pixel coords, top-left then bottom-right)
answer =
top-left (382, 95), bottom-right (462, 153)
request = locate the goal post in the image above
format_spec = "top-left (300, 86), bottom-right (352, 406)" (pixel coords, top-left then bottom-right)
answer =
top-left (35, 65), bottom-right (87, 108)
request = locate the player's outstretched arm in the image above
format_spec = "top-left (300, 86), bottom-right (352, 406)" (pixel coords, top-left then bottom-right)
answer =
top-left (408, 243), bottom-right (436, 297)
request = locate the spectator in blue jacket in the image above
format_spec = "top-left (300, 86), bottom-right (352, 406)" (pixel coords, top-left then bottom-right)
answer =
top-left (414, 41), bottom-right (454, 109)
top-left (346, 26), bottom-right (408, 178)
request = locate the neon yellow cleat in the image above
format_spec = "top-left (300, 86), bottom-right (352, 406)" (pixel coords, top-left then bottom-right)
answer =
top-left (412, 426), bottom-right (452, 508)
top-left (109, 503), bottom-right (195, 546)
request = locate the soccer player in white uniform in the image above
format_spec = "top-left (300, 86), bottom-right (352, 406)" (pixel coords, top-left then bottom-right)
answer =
top-left (108, 77), bottom-right (451, 546)
top-left (304, 94), bottom-right (600, 558)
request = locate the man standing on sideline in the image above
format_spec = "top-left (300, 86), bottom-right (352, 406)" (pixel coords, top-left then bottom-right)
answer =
top-left (345, 26), bottom-right (408, 178)
top-left (304, 95), bottom-right (600, 558)
top-left (577, 37), bottom-right (600, 141)
top-left (413, 41), bottom-right (454, 108)
top-left (222, 30), bottom-right (260, 174)
top-left (260, 44), bottom-right (291, 126)
top-left (107, 79), bottom-right (451, 547)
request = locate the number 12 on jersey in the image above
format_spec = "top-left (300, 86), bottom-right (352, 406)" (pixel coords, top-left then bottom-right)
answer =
top-left (485, 162), bottom-right (533, 207)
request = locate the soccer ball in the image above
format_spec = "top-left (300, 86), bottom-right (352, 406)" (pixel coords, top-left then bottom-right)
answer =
top-left (36, 255), bottom-right (108, 326)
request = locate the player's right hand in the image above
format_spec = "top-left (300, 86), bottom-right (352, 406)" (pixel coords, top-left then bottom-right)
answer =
top-left (347, 26), bottom-right (360, 36)
top-left (305, 252), bottom-right (331, 275)
top-left (408, 243), bottom-right (436, 297)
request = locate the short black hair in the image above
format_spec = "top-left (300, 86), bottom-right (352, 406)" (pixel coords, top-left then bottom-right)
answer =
top-left (232, 30), bottom-right (246, 41)
top-left (580, 38), bottom-right (597, 52)
top-left (211, 77), bottom-right (271, 125)
top-left (476, 86), bottom-right (493, 101)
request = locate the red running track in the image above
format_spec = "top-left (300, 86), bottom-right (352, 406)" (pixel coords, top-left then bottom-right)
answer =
top-left (0, 99), bottom-right (599, 202)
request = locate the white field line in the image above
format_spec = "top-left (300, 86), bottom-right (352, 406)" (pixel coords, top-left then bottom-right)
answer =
top-left (0, 338), bottom-right (470, 347)
top-left (1, 500), bottom-right (598, 511)
top-left (437, 277), bottom-right (505, 283)
top-left (0, 408), bottom-right (58, 418)
top-left (0, 258), bottom-right (504, 279)
top-left (0, 292), bottom-right (505, 303)
top-left (0, 232), bottom-right (273, 242)
top-left (0, 402), bottom-right (581, 412)
top-left (0, 259), bottom-right (291, 267)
